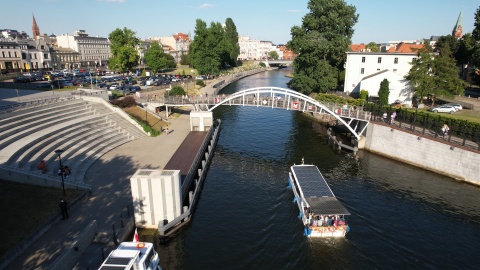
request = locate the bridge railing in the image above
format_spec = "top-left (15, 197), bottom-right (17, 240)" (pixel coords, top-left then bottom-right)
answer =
top-left (163, 93), bottom-right (372, 121)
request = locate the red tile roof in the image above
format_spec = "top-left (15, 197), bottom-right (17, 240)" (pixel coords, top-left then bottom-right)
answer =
top-left (391, 42), bottom-right (424, 53)
top-left (350, 44), bottom-right (366, 52)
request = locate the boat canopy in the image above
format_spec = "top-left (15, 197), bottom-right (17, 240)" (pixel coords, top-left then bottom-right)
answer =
top-left (291, 165), bottom-right (350, 216)
top-left (306, 197), bottom-right (350, 215)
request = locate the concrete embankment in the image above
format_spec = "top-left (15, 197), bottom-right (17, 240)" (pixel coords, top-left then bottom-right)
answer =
top-left (364, 123), bottom-right (480, 185)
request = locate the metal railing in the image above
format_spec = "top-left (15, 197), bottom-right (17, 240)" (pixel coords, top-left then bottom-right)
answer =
top-left (364, 103), bottom-right (480, 151)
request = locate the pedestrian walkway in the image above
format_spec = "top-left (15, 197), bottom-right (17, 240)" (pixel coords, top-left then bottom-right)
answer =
top-left (5, 112), bottom-right (192, 270)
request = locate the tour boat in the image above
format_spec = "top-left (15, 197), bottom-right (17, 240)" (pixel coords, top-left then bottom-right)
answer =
top-left (98, 241), bottom-right (161, 270)
top-left (289, 161), bottom-right (350, 237)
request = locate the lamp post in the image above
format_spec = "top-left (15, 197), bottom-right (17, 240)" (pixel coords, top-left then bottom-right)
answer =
top-left (54, 149), bottom-right (66, 196)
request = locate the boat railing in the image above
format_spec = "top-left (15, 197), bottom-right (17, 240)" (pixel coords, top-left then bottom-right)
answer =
top-left (309, 225), bottom-right (348, 234)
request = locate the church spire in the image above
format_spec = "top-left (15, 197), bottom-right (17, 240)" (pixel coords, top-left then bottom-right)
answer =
top-left (452, 10), bottom-right (463, 39)
top-left (32, 13), bottom-right (40, 39)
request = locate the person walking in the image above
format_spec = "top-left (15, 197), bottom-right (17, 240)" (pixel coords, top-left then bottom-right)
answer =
top-left (59, 198), bottom-right (69, 220)
top-left (441, 123), bottom-right (450, 138)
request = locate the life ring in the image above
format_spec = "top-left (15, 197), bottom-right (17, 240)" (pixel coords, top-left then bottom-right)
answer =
top-left (136, 242), bottom-right (145, 248)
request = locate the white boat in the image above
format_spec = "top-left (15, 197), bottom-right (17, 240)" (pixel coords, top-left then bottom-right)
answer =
top-left (98, 241), bottom-right (161, 270)
top-left (289, 162), bottom-right (350, 238)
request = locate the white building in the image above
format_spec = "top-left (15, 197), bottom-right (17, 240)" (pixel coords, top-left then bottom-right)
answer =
top-left (149, 33), bottom-right (191, 63)
top-left (344, 43), bottom-right (424, 105)
top-left (0, 38), bottom-right (22, 72)
top-left (237, 36), bottom-right (283, 61)
top-left (56, 30), bottom-right (111, 69)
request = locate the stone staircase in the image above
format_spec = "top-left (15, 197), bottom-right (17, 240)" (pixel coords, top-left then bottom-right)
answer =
top-left (0, 98), bottom-right (147, 188)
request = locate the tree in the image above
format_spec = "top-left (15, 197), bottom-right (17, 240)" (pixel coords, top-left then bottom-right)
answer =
top-left (471, 7), bottom-right (480, 84)
top-left (190, 18), bottom-right (240, 74)
top-left (144, 42), bottom-right (176, 73)
top-left (378, 79), bottom-right (389, 105)
top-left (406, 41), bottom-right (465, 106)
top-left (366, 42), bottom-right (380, 52)
top-left (180, 53), bottom-right (190, 66)
top-left (108, 27), bottom-right (139, 72)
top-left (224, 18), bottom-right (240, 67)
top-left (287, 0), bottom-right (358, 94)
top-left (268, 51), bottom-right (279, 60)
top-left (434, 35), bottom-right (459, 58)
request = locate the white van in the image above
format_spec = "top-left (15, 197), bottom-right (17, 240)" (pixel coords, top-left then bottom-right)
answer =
top-left (98, 242), bottom-right (161, 270)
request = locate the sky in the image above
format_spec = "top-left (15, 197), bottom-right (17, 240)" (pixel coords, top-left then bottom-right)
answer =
top-left (0, 0), bottom-right (478, 45)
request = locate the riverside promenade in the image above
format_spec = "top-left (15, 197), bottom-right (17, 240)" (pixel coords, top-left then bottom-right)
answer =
top-left (2, 69), bottom-right (264, 269)
top-left (1, 87), bottom-right (192, 269)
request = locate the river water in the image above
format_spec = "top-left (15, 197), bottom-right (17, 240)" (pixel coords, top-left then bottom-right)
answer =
top-left (155, 69), bottom-right (480, 269)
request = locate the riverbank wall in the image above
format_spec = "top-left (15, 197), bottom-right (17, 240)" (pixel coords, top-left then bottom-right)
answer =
top-left (364, 123), bottom-right (480, 185)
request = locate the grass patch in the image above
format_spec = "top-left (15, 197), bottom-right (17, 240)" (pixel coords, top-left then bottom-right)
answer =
top-left (123, 106), bottom-right (167, 133)
top-left (0, 180), bottom-right (83, 256)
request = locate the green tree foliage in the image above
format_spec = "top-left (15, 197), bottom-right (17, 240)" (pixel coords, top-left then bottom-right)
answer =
top-left (108, 27), bottom-right (140, 72)
top-left (268, 51), bottom-right (279, 60)
top-left (434, 35), bottom-right (459, 57)
top-left (225, 18), bottom-right (240, 67)
top-left (180, 53), bottom-right (190, 66)
top-left (287, 0), bottom-right (358, 94)
top-left (366, 42), bottom-right (380, 52)
top-left (196, 79), bottom-right (206, 87)
top-left (378, 79), bottom-right (390, 105)
top-left (144, 42), bottom-right (176, 73)
top-left (169, 85), bottom-right (186, 96)
top-left (360, 89), bottom-right (369, 101)
top-left (190, 18), bottom-right (240, 74)
top-left (406, 42), bottom-right (465, 106)
top-left (471, 7), bottom-right (480, 84)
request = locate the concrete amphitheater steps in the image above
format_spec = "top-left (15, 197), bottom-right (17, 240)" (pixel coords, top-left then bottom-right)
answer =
top-left (0, 98), bottom-right (147, 187)
top-left (24, 123), bottom-right (117, 172)
top-left (7, 118), bottom-right (110, 167)
top-left (0, 104), bottom-right (94, 143)
top-left (0, 111), bottom-right (103, 161)
top-left (0, 99), bottom-right (83, 122)
top-left (0, 101), bottom-right (89, 133)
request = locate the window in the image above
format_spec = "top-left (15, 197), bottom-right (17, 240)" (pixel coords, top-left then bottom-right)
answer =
top-left (393, 69), bottom-right (397, 72)
top-left (14, 52), bottom-right (17, 57)
top-left (1, 52), bottom-right (4, 58)
top-left (361, 57), bottom-right (365, 63)
top-left (394, 57), bottom-right (398, 64)
top-left (44, 53), bottom-right (48, 59)
top-left (377, 57), bottom-right (382, 63)
top-left (412, 58), bottom-right (417, 63)
top-left (360, 68), bottom-right (364, 74)
top-left (377, 68), bottom-right (380, 71)
top-left (8, 52), bottom-right (11, 57)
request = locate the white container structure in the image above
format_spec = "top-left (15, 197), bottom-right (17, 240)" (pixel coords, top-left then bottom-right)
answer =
top-left (130, 169), bottom-right (182, 229)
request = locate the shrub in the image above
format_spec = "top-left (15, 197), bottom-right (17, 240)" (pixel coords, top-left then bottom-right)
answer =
top-left (196, 80), bottom-right (206, 87)
top-left (110, 96), bottom-right (136, 108)
top-left (360, 89), bottom-right (369, 101)
top-left (169, 85), bottom-right (186, 96)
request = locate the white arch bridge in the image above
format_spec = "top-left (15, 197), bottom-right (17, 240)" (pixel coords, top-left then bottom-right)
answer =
top-left (148, 87), bottom-right (372, 140)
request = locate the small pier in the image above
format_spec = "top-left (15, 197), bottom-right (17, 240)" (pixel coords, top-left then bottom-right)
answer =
top-left (129, 112), bottom-right (221, 236)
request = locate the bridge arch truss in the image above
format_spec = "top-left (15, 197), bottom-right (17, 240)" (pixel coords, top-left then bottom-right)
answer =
top-left (205, 87), bottom-right (370, 140)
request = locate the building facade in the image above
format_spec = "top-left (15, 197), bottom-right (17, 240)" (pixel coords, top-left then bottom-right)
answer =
top-left (237, 36), bottom-right (284, 61)
top-left (50, 47), bottom-right (81, 71)
top-left (344, 50), bottom-right (420, 105)
top-left (0, 38), bottom-right (22, 73)
top-left (56, 30), bottom-right (111, 69)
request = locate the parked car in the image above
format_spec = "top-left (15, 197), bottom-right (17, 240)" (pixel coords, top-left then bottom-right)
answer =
top-left (429, 105), bottom-right (456, 114)
top-left (109, 84), bottom-right (120, 90)
top-left (35, 82), bottom-right (53, 89)
top-left (13, 76), bottom-right (31, 83)
top-left (445, 103), bottom-right (462, 111)
top-left (129, 85), bottom-right (141, 92)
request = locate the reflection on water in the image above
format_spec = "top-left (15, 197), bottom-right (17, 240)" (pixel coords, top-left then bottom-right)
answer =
top-left (155, 69), bottom-right (480, 270)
